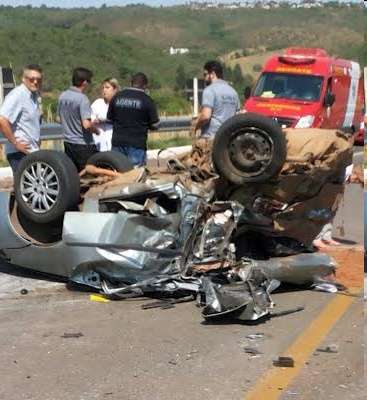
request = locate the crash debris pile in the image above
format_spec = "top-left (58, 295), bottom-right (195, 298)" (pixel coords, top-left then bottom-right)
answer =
top-left (0, 114), bottom-right (354, 323)
top-left (68, 129), bottom-right (350, 322)
top-left (69, 185), bottom-right (336, 322)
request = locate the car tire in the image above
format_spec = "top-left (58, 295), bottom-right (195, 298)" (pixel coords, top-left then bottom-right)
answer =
top-left (212, 113), bottom-right (287, 184)
top-left (86, 151), bottom-right (134, 172)
top-left (14, 150), bottom-right (80, 224)
top-left (16, 206), bottom-right (63, 244)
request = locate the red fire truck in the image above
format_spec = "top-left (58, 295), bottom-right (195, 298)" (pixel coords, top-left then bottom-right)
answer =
top-left (243, 48), bottom-right (365, 143)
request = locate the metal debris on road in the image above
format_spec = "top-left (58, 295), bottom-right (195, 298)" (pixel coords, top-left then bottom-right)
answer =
top-left (243, 347), bottom-right (263, 356)
top-left (245, 333), bottom-right (265, 340)
top-left (316, 344), bottom-right (339, 353)
top-left (312, 282), bottom-right (338, 293)
top-left (271, 306), bottom-right (305, 318)
top-left (273, 356), bottom-right (295, 368)
top-left (60, 332), bottom-right (84, 339)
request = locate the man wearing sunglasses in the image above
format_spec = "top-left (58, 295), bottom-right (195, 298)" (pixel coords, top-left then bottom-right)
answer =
top-left (57, 67), bottom-right (99, 171)
top-left (0, 64), bottom-right (43, 173)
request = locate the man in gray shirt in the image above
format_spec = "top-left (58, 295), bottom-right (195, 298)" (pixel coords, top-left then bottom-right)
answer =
top-left (58, 67), bottom-right (98, 171)
top-left (0, 64), bottom-right (43, 173)
top-left (192, 60), bottom-right (240, 137)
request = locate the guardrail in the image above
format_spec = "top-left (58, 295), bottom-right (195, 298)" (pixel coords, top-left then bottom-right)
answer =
top-left (0, 116), bottom-right (192, 145)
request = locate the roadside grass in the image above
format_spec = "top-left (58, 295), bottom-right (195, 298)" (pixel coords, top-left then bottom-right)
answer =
top-left (148, 136), bottom-right (191, 149)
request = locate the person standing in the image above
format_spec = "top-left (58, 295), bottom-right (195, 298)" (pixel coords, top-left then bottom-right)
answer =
top-left (107, 72), bottom-right (159, 167)
top-left (0, 64), bottom-right (43, 173)
top-left (192, 60), bottom-right (240, 137)
top-left (57, 67), bottom-right (98, 171)
top-left (91, 78), bottom-right (120, 152)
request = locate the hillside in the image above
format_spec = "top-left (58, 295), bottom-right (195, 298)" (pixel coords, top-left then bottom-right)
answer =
top-left (0, 4), bottom-right (364, 115)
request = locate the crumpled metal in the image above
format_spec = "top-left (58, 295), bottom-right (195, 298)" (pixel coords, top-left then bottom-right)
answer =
top-left (193, 202), bottom-right (243, 263)
top-left (249, 253), bottom-right (336, 285)
top-left (200, 265), bottom-right (274, 321)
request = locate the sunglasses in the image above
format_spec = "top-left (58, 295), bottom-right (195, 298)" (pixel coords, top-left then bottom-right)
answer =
top-left (26, 76), bottom-right (42, 82)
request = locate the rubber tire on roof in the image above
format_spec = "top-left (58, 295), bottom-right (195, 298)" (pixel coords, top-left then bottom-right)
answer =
top-left (86, 151), bottom-right (134, 172)
top-left (14, 150), bottom-right (80, 224)
top-left (212, 113), bottom-right (287, 184)
top-left (16, 206), bottom-right (63, 244)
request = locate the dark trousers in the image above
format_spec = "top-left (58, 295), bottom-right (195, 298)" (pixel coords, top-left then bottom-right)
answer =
top-left (7, 151), bottom-right (26, 174)
top-left (64, 142), bottom-right (98, 172)
top-left (112, 145), bottom-right (146, 167)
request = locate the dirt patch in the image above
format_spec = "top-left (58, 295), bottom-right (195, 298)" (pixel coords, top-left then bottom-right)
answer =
top-left (322, 246), bottom-right (364, 289)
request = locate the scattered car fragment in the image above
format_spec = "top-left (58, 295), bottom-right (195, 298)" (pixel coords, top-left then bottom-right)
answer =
top-left (273, 356), bottom-right (295, 368)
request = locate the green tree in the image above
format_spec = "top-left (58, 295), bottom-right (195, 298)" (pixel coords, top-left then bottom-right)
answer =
top-left (118, 64), bottom-right (133, 82)
top-left (233, 64), bottom-right (244, 87)
top-left (175, 64), bottom-right (186, 91)
top-left (223, 65), bottom-right (233, 82)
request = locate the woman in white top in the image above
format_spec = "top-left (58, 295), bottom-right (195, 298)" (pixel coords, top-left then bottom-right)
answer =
top-left (91, 78), bottom-right (119, 151)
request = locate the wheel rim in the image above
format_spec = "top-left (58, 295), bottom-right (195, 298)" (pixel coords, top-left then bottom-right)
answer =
top-left (20, 161), bottom-right (60, 214)
top-left (228, 127), bottom-right (274, 177)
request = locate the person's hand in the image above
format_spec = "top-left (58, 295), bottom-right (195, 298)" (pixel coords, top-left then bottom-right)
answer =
top-left (90, 121), bottom-right (100, 135)
top-left (14, 141), bottom-right (30, 154)
top-left (94, 117), bottom-right (106, 125)
top-left (190, 117), bottom-right (198, 138)
top-left (91, 119), bottom-right (101, 127)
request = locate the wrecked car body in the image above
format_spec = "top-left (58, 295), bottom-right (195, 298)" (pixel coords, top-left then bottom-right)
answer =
top-left (0, 113), bottom-right (352, 322)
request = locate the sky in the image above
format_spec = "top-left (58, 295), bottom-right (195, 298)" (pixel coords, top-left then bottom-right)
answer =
top-left (0, 0), bottom-right (362, 8)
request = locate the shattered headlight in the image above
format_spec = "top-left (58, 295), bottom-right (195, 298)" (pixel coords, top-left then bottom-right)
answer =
top-left (295, 115), bottom-right (315, 129)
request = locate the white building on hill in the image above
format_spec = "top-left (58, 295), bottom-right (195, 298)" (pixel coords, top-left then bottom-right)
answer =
top-left (169, 46), bottom-right (190, 55)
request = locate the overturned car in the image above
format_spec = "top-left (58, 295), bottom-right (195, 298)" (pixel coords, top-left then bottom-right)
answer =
top-left (0, 114), bottom-right (352, 321)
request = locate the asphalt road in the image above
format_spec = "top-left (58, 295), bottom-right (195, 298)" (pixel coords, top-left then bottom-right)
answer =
top-left (0, 150), bottom-right (364, 400)
top-left (0, 280), bottom-right (363, 400)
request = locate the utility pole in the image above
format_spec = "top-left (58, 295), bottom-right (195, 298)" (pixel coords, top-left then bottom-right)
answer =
top-left (193, 77), bottom-right (199, 116)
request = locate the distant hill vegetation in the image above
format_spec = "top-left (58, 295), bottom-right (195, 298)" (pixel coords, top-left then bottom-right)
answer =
top-left (0, 4), bottom-right (364, 115)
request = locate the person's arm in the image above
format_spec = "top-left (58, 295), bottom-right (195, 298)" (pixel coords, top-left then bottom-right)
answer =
top-left (80, 96), bottom-right (99, 134)
top-left (192, 87), bottom-right (214, 135)
top-left (193, 107), bottom-right (212, 131)
top-left (147, 98), bottom-right (160, 131)
top-left (0, 116), bottom-right (30, 153)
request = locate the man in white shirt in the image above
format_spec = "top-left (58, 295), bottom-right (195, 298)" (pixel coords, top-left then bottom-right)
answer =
top-left (0, 64), bottom-right (43, 172)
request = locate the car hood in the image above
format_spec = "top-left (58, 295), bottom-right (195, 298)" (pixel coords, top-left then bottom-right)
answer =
top-left (244, 97), bottom-right (320, 120)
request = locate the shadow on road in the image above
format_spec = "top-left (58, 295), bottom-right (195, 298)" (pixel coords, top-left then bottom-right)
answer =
top-left (0, 258), bottom-right (66, 283)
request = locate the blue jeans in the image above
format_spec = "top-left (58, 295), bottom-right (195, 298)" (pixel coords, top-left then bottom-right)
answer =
top-left (112, 145), bottom-right (146, 167)
top-left (7, 152), bottom-right (26, 174)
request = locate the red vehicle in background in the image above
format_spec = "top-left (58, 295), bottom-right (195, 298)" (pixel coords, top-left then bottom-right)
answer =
top-left (243, 48), bottom-right (365, 144)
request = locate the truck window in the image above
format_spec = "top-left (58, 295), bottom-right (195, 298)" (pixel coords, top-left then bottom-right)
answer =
top-left (253, 72), bottom-right (324, 102)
